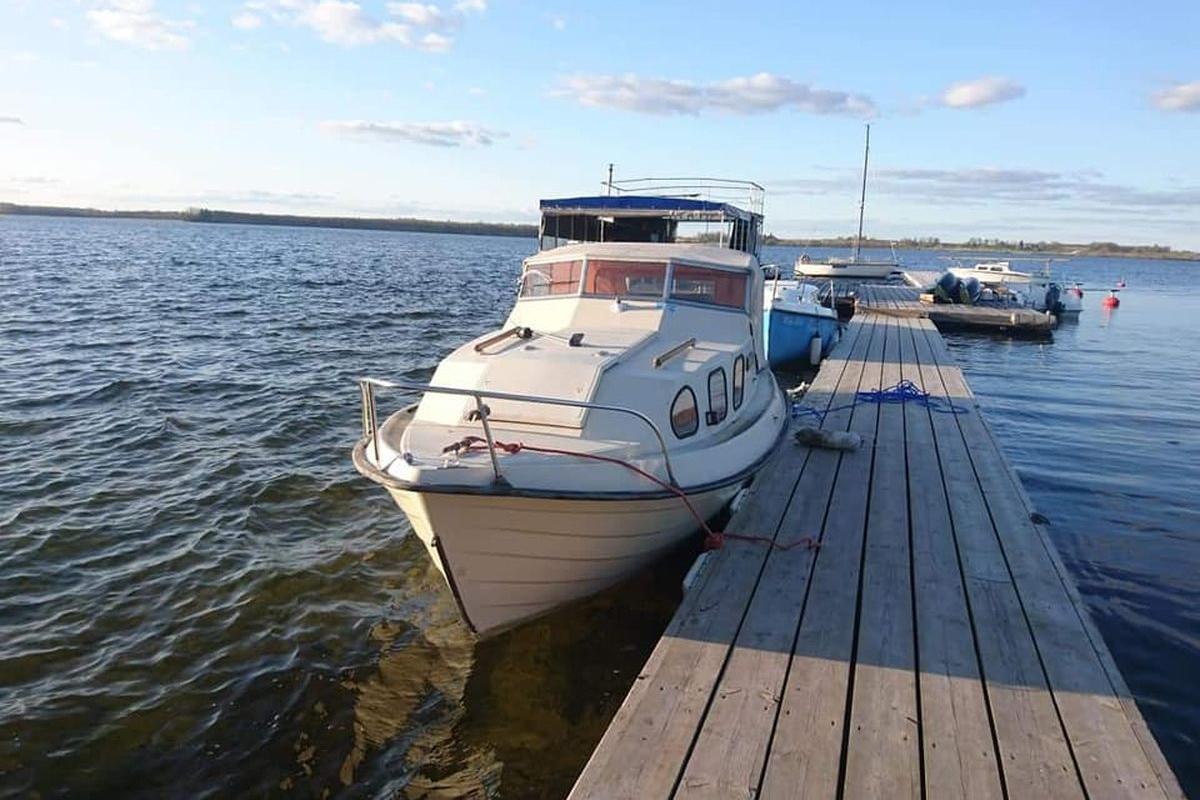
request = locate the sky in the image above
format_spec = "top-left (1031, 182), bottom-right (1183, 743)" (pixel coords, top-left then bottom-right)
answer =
top-left (1, 0), bottom-right (1198, 248)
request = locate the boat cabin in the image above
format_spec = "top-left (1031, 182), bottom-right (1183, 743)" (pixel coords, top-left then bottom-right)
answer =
top-left (538, 178), bottom-right (764, 258)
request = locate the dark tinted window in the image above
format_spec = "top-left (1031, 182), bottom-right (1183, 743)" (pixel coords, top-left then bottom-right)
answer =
top-left (732, 356), bottom-right (745, 410)
top-left (707, 368), bottom-right (728, 425)
top-left (670, 387), bottom-right (699, 439)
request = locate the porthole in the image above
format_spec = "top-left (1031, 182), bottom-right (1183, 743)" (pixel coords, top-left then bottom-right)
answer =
top-left (732, 356), bottom-right (745, 410)
top-left (670, 386), bottom-right (699, 439)
top-left (707, 368), bottom-right (728, 426)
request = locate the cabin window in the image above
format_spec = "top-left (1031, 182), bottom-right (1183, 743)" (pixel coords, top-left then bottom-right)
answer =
top-left (583, 259), bottom-right (666, 299)
top-left (519, 260), bottom-right (583, 298)
top-left (732, 356), bottom-right (745, 410)
top-left (707, 368), bottom-right (728, 425)
top-left (670, 386), bottom-right (699, 439)
top-left (669, 265), bottom-right (748, 309)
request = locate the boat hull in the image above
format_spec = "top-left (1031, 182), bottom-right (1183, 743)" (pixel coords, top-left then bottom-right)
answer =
top-left (764, 307), bottom-right (839, 367)
top-left (795, 262), bottom-right (898, 279)
top-left (386, 483), bottom-right (742, 636)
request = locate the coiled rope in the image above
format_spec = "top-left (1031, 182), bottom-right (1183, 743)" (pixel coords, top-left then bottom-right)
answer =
top-left (791, 378), bottom-right (967, 425)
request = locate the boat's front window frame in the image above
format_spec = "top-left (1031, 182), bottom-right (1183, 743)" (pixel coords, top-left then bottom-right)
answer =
top-left (580, 257), bottom-right (670, 301)
top-left (518, 255), bottom-right (750, 313)
top-left (518, 259), bottom-right (584, 299)
top-left (664, 259), bottom-right (750, 314)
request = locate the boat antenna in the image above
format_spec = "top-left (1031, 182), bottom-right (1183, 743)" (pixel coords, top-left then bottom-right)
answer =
top-left (853, 123), bottom-right (870, 262)
top-left (606, 163), bottom-right (614, 196)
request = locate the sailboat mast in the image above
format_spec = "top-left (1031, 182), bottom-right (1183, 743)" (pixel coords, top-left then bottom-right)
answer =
top-left (853, 123), bottom-right (870, 262)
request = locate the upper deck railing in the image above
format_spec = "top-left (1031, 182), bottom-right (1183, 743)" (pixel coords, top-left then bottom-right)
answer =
top-left (539, 177), bottom-right (765, 256)
top-left (605, 177), bottom-right (765, 218)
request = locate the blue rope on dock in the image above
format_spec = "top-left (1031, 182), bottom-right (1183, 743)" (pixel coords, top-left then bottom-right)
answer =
top-left (790, 379), bottom-right (968, 424)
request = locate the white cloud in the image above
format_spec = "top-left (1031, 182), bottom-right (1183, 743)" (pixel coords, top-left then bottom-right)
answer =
top-left (321, 119), bottom-right (506, 147)
top-left (295, 1), bottom-right (410, 45)
top-left (1153, 81), bottom-right (1200, 112)
top-left (241, 0), bottom-right (480, 49)
top-left (419, 31), bottom-right (452, 51)
top-left (467, 86), bottom-right (486, 95)
top-left (453, 0), bottom-right (486, 12)
top-left (232, 11), bottom-right (263, 29)
top-left (0, 116), bottom-right (23, 125)
top-left (939, 76), bottom-right (1025, 109)
top-left (549, 14), bottom-right (566, 30)
top-left (87, 0), bottom-right (193, 51)
top-left (553, 72), bottom-right (876, 117)
top-left (388, 2), bottom-right (447, 27)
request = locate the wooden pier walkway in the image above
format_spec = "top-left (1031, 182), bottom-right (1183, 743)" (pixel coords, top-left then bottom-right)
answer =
top-left (569, 314), bottom-right (1182, 799)
top-left (858, 282), bottom-right (1055, 335)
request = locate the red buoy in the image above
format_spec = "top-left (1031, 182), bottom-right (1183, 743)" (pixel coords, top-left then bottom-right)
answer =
top-left (1102, 294), bottom-right (1120, 308)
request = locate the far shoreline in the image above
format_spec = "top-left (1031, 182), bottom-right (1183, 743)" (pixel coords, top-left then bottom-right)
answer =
top-left (3, 202), bottom-right (1196, 262)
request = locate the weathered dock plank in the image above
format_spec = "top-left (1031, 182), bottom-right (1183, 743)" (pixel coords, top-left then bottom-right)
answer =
top-left (918, 322), bottom-right (1179, 799)
top-left (758, 317), bottom-right (885, 799)
top-left (568, 314), bottom-right (1183, 800)
top-left (909, 321), bottom-right (1083, 797)
top-left (842, 317), bottom-right (920, 799)
top-left (899, 318), bottom-right (1004, 800)
top-left (672, 320), bottom-right (874, 798)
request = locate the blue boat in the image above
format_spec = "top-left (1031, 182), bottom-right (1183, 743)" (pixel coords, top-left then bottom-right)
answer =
top-left (763, 281), bottom-right (840, 367)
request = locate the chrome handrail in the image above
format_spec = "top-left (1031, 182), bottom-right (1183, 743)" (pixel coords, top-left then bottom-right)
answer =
top-left (606, 177), bottom-right (765, 216)
top-left (651, 338), bottom-right (696, 369)
top-left (358, 377), bottom-right (679, 486)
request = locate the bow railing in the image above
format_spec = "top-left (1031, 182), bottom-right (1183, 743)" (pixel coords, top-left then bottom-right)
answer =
top-left (358, 378), bottom-right (679, 486)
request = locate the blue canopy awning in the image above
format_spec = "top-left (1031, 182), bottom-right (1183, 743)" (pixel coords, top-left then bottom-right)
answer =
top-left (539, 195), bottom-right (756, 221)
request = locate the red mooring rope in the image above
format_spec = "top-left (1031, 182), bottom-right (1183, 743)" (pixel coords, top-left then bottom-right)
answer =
top-left (443, 436), bottom-right (819, 552)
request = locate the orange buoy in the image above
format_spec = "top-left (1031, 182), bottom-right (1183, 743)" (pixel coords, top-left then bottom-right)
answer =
top-left (1102, 293), bottom-right (1120, 308)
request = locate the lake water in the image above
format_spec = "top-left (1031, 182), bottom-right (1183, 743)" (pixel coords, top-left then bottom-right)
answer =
top-left (2, 216), bottom-right (1197, 798)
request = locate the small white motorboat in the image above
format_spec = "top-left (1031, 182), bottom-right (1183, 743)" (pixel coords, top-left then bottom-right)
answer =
top-left (949, 260), bottom-right (1034, 285)
top-left (353, 181), bottom-right (788, 636)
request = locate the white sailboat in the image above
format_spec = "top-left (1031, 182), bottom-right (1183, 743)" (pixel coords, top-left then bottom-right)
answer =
top-left (353, 181), bottom-right (788, 636)
top-left (795, 124), bottom-right (901, 280)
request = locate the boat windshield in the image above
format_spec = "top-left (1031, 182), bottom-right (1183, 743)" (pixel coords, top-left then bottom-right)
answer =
top-left (519, 260), bottom-right (583, 298)
top-left (669, 265), bottom-right (747, 309)
top-left (583, 259), bottom-right (667, 299)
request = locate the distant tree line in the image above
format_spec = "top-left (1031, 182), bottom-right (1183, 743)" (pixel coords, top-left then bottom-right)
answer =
top-left (759, 232), bottom-right (1198, 261)
top-left (0, 203), bottom-right (537, 239)
top-left (2, 203), bottom-right (1195, 260)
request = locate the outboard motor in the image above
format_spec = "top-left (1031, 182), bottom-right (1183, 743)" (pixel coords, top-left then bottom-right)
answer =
top-left (960, 276), bottom-right (982, 305)
top-left (1043, 283), bottom-right (1062, 314)
top-left (934, 271), bottom-right (960, 303)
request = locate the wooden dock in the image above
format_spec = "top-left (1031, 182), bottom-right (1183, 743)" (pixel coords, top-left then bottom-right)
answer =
top-left (569, 314), bottom-right (1182, 799)
top-left (858, 282), bottom-right (1055, 335)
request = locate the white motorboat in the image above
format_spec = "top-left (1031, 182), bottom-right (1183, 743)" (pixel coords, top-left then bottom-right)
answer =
top-left (949, 260), bottom-right (1082, 315)
top-left (795, 124), bottom-right (901, 280)
top-left (949, 260), bottom-right (1033, 285)
top-left (353, 181), bottom-right (788, 636)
